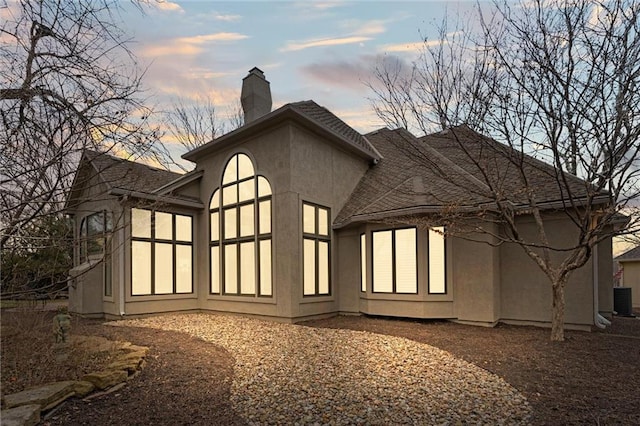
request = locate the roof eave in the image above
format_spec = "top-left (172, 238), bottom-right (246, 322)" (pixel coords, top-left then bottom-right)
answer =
top-left (154, 170), bottom-right (204, 195)
top-left (108, 188), bottom-right (204, 209)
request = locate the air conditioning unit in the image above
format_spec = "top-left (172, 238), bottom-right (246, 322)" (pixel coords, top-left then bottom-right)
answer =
top-left (613, 287), bottom-right (633, 316)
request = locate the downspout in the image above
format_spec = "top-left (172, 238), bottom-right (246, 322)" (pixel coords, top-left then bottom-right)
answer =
top-left (593, 245), bottom-right (611, 329)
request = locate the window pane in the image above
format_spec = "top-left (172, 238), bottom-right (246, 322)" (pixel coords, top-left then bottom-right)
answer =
top-left (240, 204), bottom-right (255, 237)
top-left (318, 241), bottom-right (329, 295)
top-left (429, 227), bottom-right (446, 294)
top-left (104, 239), bottom-right (112, 297)
top-left (87, 212), bottom-right (104, 236)
top-left (238, 178), bottom-right (255, 202)
top-left (318, 208), bottom-right (329, 236)
top-left (132, 241), bottom-right (151, 295)
top-left (175, 245), bottom-right (192, 293)
top-left (224, 208), bottom-right (237, 239)
top-left (303, 204), bottom-right (315, 234)
top-left (259, 200), bottom-right (271, 234)
top-left (237, 153), bottom-right (255, 180)
top-left (211, 246), bottom-right (220, 293)
top-left (210, 212), bottom-right (219, 242)
top-left (259, 240), bottom-right (272, 296)
top-left (224, 244), bottom-right (237, 294)
top-left (257, 176), bottom-right (272, 197)
top-left (373, 231), bottom-right (393, 293)
top-left (175, 215), bottom-right (192, 242)
top-left (222, 156), bottom-right (237, 184)
top-left (131, 209), bottom-right (151, 238)
top-left (155, 212), bottom-right (172, 240)
top-left (303, 239), bottom-right (316, 295)
top-left (361, 234), bottom-right (366, 292)
top-left (395, 229), bottom-right (417, 293)
top-left (210, 189), bottom-right (220, 209)
top-left (155, 243), bottom-right (174, 294)
top-left (240, 242), bottom-right (256, 295)
top-left (105, 211), bottom-right (113, 232)
top-left (223, 184), bottom-right (238, 206)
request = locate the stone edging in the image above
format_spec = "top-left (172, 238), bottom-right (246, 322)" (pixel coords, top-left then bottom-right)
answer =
top-left (0, 337), bottom-right (148, 426)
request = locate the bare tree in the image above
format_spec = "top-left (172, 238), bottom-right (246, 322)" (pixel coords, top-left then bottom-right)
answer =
top-left (370, 0), bottom-right (640, 341)
top-left (0, 0), bottom-right (165, 296)
top-left (165, 94), bottom-right (222, 155)
top-left (164, 94), bottom-right (245, 167)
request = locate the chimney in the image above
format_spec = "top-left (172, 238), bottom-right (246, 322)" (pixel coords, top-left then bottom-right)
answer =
top-left (241, 67), bottom-right (272, 123)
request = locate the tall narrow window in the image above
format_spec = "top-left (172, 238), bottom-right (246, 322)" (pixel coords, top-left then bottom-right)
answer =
top-left (360, 233), bottom-right (366, 292)
top-left (302, 202), bottom-right (331, 296)
top-left (78, 210), bottom-right (113, 296)
top-left (210, 153), bottom-right (272, 297)
top-left (131, 209), bottom-right (193, 296)
top-left (428, 226), bottom-right (446, 294)
top-left (372, 228), bottom-right (417, 294)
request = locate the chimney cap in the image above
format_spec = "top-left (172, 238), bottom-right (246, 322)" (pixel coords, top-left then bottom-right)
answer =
top-left (243, 66), bottom-right (265, 80)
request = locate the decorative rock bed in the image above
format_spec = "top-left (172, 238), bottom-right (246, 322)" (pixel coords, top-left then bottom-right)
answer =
top-left (0, 337), bottom-right (148, 426)
top-left (114, 313), bottom-right (532, 425)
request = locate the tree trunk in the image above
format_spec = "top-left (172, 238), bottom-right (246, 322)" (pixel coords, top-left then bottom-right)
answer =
top-left (551, 278), bottom-right (566, 341)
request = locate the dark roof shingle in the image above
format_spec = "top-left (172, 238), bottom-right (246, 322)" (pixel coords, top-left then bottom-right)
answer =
top-left (616, 245), bottom-right (640, 261)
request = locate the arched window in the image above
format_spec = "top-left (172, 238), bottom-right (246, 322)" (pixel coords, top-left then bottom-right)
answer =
top-left (210, 153), bottom-right (272, 296)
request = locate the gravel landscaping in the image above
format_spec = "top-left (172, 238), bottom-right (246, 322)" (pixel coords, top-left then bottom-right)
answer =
top-left (111, 314), bottom-right (531, 425)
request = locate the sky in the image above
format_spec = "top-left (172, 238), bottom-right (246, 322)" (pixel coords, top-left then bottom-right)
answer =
top-left (122, 1), bottom-right (479, 136)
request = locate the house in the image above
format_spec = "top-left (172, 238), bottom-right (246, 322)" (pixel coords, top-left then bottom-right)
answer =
top-left (65, 67), bottom-right (614, 330)
top-left (615, 246), bottom-right (640, 308)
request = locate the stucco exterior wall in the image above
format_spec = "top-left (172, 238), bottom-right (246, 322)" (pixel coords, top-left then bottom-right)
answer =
top-left (499, 214), bottom-right (602, 328)
top-left (450, 226), bottom-right (501, 325)
top-left (68, 171), bottom-right (123, 317)
top-left (188, 121), bottom-right (370, 321)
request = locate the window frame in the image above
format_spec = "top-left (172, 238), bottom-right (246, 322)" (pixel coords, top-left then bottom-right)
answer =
top-left (427, 226), bottom-right (447, 295)
top-left (130, 208), bottom-right (194, 296)
top-left (371, 227), bottom-right (418, 295)
top-left (78, 211), bottom-right (113, 297)
top-left (302, 202), bottom-right (331, 297)
top-left (210, 153), bottom-right (273, 297)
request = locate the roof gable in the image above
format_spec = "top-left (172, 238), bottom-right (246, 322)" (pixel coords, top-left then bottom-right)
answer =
top-left (182, 100), bottom-right (381, 162)
top-left (66, 150), bottom-right (203, 210)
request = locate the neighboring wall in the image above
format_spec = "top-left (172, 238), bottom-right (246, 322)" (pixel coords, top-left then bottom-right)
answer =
top-left (620, 260), bottom-right (640, 308)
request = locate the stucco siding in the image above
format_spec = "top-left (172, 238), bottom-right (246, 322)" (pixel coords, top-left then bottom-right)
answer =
top-left (500, 215), bottom-right (596, 326)
top-left (620, 261), bottom-right (640, 308)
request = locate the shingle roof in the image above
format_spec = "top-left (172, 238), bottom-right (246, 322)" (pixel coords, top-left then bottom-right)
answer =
top-left (616, 245), bottom-right (640, 262)
top-left (85, 150), bottom-right (182, 194)
top-left (335, 125), bottom-right (604, 228)
top-left (421, 125), bottom-right (595, 207)
top-left (289, 101), bottom-right (380, 159)
top-left (334, 128), bottom-right (491, 227)
top-left (66, 150), bottom-right (203, 209)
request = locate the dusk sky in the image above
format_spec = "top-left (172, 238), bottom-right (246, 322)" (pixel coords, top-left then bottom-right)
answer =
top-left (123, 1), bottom-right (480, 135)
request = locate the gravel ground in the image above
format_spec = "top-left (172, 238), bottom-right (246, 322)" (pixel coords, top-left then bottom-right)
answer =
top-left (111, 314), bottom-right (531, 425)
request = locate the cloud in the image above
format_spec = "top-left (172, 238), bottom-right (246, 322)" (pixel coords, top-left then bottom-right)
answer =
top-left (177, 32), bottom-right (249, 44)
top-left (280, 18), bottom-right (386, 52)
top-left (214, 13), bottom-right (241, 22)
top-left (152, 1), bottom-right (183, 13)
top-left (141, 32), bottom-right (249, 57)
top-left (300, 59), bottom-right (375, 92)
top-left (281, 36), bottom-right (372, 52)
